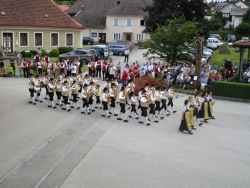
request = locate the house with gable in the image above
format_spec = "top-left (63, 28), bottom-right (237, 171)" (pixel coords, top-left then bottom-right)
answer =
top-left (0, 0), bottom-right (85, 53)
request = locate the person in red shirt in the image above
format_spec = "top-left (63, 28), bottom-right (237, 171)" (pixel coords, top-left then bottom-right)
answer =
top-left (153, 62), bottom-right (160, 78)
top-left (216, 72), bottom-right (223, 81)
top-left (121, 70), bottom-right (128, 87)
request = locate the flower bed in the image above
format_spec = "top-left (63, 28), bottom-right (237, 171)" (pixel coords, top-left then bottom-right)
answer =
top-left (135, 76), bottom-right (165, 94)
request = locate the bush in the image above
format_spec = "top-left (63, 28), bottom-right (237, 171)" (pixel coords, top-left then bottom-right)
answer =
top-left (30, 50), bottom-right (37, 56)
top-left (41, 49), bottom-right (47, 57)
top-left (211, 81), bottom-right (250, 100)
top-left (21, 50), bottom-right (32, 58)
top-left (49, 48), bottom-right (60, 57)
top-left (58, 47), bottom-right (73, 54)
top-left (135, 76), bottom-right (165, 95)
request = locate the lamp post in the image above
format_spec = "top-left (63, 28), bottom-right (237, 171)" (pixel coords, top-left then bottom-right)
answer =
top-left (194, 37), bottom-right (204, 89)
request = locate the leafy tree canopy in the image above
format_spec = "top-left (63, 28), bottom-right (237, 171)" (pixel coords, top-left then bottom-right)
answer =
top-left (242, 9), bottom-right (250, 23)
top-left (234, 22), bottom-right (250, 37)
top-left (142, 17), bottom-right (200, 63)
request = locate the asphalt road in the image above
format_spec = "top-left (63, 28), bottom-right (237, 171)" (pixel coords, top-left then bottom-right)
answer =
top-left (0, 49), bottom-right (250, 188)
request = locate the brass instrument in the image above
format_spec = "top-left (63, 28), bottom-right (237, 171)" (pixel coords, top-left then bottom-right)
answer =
top-left (105, 92), bottom-right (111, 104)
top-left (124, 87), bottom-right (131, 98)
top-left (30, 78), bottom-right (35, 86)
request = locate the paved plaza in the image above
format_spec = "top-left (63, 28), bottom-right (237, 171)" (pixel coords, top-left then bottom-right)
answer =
top-left (0, 50), bottom-right (250, 188)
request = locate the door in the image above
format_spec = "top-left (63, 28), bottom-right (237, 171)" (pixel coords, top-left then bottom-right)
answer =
top-left (98, 33), bottom-right (106, 44)
top-left (3, 33), bottom-right (13, 53)
top-left (126, 34), bottom-right (131, 41)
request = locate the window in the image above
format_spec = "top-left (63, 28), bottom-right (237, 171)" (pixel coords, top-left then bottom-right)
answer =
top-left (91, 32), bottom-right (97, 37)
top-left (76, 50), bottom-right (86, 55)
top-left (137, 34), bottom-right (144, 41)
top-left (35, 33), bottom-right (42, 46)
top-left (51, 33), bottom-right (58, 46)
top-left (140, 20), bottom-right (145, 26)
top-left (114, 19), bottom-right (118, 26)
top-left (114, 33), bottom-right (121, 40)
top-left (126, 19), bottom-right (132, 26)
top-left (66, 33), bottom-right (73, 45)
top-left (20, 33), bottom-right (28, 46)
top-left (222, 13), bottom-right (229, 18)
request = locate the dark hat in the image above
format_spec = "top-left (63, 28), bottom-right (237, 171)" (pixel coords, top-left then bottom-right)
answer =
top-left (83, 84), bottom-right (88, 87)
top-left (50, 78), bottom-right (54, 81)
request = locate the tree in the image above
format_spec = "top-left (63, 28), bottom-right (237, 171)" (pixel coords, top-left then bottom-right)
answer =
top-left (214, 11), bottom-right (228, 27)
top-left (242, 9), bottom-right (250, 23)
top-left (142, 0), bottom-right (207, 33)
top-left (234, 22), bottom-right (250, 38)
top-left (142, 17), bottom-right (200, 63)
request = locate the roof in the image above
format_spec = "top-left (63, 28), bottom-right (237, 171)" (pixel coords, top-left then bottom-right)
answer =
top-left (233, 40), bottom-right (250, 47)
top-left (215, 3), bottom-right (228, 7)
top-left (230, 8), bottom-right (249, 16)
top-left (211, 6), bottom-right (221, 12)
top-left (235, 1), bottom-right (249, 8)
top-left (107, 0), bottom-right (152, 16)
top-left (0, 0), bottom-right (85, 29)
top-left (217, 3), bottom-right (238, 12)
top-left (58, 5), bottom-right (71, 12)
top-left (74, 10), bottom-right (107, 29)
top-left (67, 0), bottom-right (118, 15)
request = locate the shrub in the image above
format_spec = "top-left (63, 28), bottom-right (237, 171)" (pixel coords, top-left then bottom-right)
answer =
top-left (211, 81), bottom-right (250, 100)
top-left (41, 49), bottom-right (47, 57)
top-left (21, 50), bottom-right (32, 58)
top-left (135, 76), bottom-right (165, 95)
top-left (58, 47), bottom-right (74, 54)
top-left (30, 50), bottom-right (37, 56)
top-left (49, 48), bottom-right (60, 57)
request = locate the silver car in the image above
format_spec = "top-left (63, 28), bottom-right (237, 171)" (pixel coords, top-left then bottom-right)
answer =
top-left (108, 44), bottom-right (128, 56)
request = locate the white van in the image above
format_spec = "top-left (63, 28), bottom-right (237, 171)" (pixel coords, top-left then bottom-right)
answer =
top-left (207, 38), bottom-right (223, 48)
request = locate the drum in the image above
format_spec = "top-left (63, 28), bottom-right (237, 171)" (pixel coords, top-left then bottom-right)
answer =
top-left (34, 88), bottom-right (41, 93)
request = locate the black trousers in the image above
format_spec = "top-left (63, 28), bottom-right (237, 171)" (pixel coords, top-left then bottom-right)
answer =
top-left (161, 99), bottom-right (167, 110)
top-left (23, 68), bottom-right (28, 78)
top-left (96, 96), bottom-right (101, 104)
top-left (141, 107), bottom-right (148, 117)
top-left (78, 85), bottom-right (82, 94)
top-left (102, 71), bottom-right (106, 80)
top-left (194, 108), bottom-right (199, 119)
top-left (131, 104), bottom-right (137, 113)
top-left (63, 96), bottom-right (69, 104)
top-left (29, 88), bottom-right (34, 97)
top-left (48, 92), bottom-right (54, 101)
top-left (72, 94), bottom-right (78, 102)
top-left (120, 103), bottom-right (126, 113)
top-left (167, 98), bottom-right (173, 107)
top-left (38, 68), bottom-right (42, 75)
top-left (149, 104), bottom-right (155, 115)
top-left (45, 85), bottom-right (49, 95)
top-left (96, 68), bottom-right (101, 78)
top-left (82, 98), bottom-right (89, 107)
top-left (110, 97), bottom-right (115, 107)
top-left (89, 96), bottom-right (93, 105)
top-left (155, 101), bottom-right (161, 111)
top-left (56, 91), bottom-right (62, 100)
top-left (102, 101), bottom-right (108, 110)
top-left (124, 55), bottom-right (129, 62)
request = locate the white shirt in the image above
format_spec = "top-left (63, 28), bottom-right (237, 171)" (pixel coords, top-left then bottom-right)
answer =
top-left (119, 91), bottom-right (125, 100)
top-left (101, 93), bottom-right (107, 102)
top-left (71, 65), bottom-right (77, 74)
top-left (140, 96), bottom-right (147, 103)
top-left (125, 49), bottom-right (130, 55)
top-left (81, 89), bottom-right (88, 98)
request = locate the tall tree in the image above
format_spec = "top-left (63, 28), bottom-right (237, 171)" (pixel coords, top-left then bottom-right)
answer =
top-left (143, 0), bottom-right (207, 33)
top-left (242, 9), bottom-right (250, 23)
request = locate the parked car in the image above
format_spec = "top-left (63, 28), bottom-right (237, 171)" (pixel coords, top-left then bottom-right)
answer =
top-left (207, 38), bottom-right (223, 48)
top-left (108, 44), bottom-right (128, 56)
top-left (91, 45), bottom-right (107, 59)
top-left (209, 34), bottom-right (222, 40)
top-left (110, 40), bottom-right (133, 50)
top-left (225, 35), bottom-right (236, 42)
top-left (206, 43), bottom-right (217, 50)
top-left (83, 37), bottom-right (94, 45)
top-left (86, 48), bottom-right (100, 61)
top-left (58, 49), bottom-right (93, 64)
top-left (241, 37), bottom-right (249, 40)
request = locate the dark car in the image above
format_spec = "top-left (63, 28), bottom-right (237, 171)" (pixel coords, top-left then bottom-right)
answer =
top-left (225, 35), bottom-right (236, 42)
top-left (209, 34), bottom-right (222, 40)
top-left (91, 45), bottom-right (107, 59)
top-left (58, 49), bottom-right (93, 64)
top-left (86, 48), bottom-right (100, 61)
top-left (83, 37), bottom-right (94, 45)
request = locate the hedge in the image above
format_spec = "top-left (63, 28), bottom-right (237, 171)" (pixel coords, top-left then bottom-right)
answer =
top-left (211, 81), bottom-right (250, 100)
top-left (58, 47), bottom-right (73, 54)
top-left (49, 48), bottom-right (60, 57)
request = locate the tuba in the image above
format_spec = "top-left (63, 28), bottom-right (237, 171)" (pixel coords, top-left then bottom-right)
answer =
top-left (105, 92), bottom-right (111, 104)
top-left (124, 87), bottom-right (131, 98)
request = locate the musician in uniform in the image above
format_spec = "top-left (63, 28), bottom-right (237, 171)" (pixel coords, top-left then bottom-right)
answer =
top-left (34, 75), bottom-right (43, 103)
top-left (155, 87), bottom-right (164, 119)
top-left (77, 73), bottom-right (83, 99)
top-left (128, 91), bottom-right (139, 119)
top-left (95, 84), bottom-right (102, 109)
top-left (160, 87), bottom-right (170, 116)
top-left (139, 90), bottom-right (150, 126)
top-left (149, 89), bottom-right (159, 123)
top-left (95, 58), bottom-right (102, 78)
top-left (101, 87), bottom-right (111, 118)
top-left (70, 80), bottom-right (80, 110)
top-left (117, 87), bottom-right (128, 122)
top-left (26, 73), bottom-right (36, 105)
top-left (55, 80), bottom-right (63, 106)
top-left (84, 74), bottom-right (91, 85)
top-left (88, 82), bottom-right (95, 112)
top-left (81, 84), bottom-right (91, 114)
top-left (108, 83), bottom-right (118, 116)
top-left (167, 85), bottom-right (177, 113)
top-left (47, 78), bottom-right (56, 109)
top-left (43, 73), bottom-right (50, 100)
top-left (62, 81), bottom-right (71, 112)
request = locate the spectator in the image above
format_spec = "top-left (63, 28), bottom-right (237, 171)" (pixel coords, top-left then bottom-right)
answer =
top-left (124, 48), bottom-right (130, 63)
top-left (0, 55), bottom-right (4, 71)
top-left (9, 56), bottom-right (15, 74)
top-left (216, 72), bottom-right (223, 81)
top-left (211, 62), bottom-right (217, 71)
top-left (116, 61), bottom-right (121, 72)
top-left (37, 48), bottom-right (42, 59)
top-left (242, 59), bottom-right (248, 72)
top-left (124, 64), bottom-right (130, 73)
top-left (33, 53), bottom-right (40, 75)
top-left (121, 70), bottom-right (128, 87)
top-left (153, 62), bottom-right (160, 78)
top-left (232, 62), bottom-right (238, 75)
top-left (211, 70), bottom-right (216, 81)
top-left (108, 50), bottom-right (113, 63)
top-left (166, 72), bottom-right (172, 86)
top-left (175, 72), bottom-right (183, 87)
top-left (241, 69), bottom-right (250, 83)
top-left (182, 73), bottom-right (191, 90)
top-left (26, 57), bottom-right (32, 77)
top-left (200, 75), bottom-right (208, 91)
top-left (220, 65), bottom-right (225, 79)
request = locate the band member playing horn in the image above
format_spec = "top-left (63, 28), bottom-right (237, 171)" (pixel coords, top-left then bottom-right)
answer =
top-left (62, 81), bottom-right (71, 112)
top-left (117, 87), bottom-right (128, 122)
top-left (179, 99), bottom-right (193, 135)
top-left (81, 84), bottom-right (91, 114)
top-left (55, 80), bottom-right (63, 106)
top-left (108, 83), bottom-right (118, 116)
top-left (139, 90), bottom-right (150, 126)
top-left (167, 85), bottom-right (177, 113)
top-left (101, 87), bottom-right (111, 118)
top-left (77, 73), bottom-right (83, 99)
top-left (192, 91), bottom-right (203, 126)
top-left (43, 73), bottom-right (50, 99)
top-left (95, 84), bottom-right (102, 109)
top-left (34, 75), bottom-right (43, 103)
top-left (26, 74), bottom-right (36, 105)
top-left (155, 86), bottom-right (164, 119)
top-left (88, 82), bottom-right (95, 112)
top-left (71, 80), bottom-right (80, 110)
top-left (160, 87), bottom-right (170, 116)
top-left (149, 89), bottom-right (159, 123)
top-left (128, 91), bottom-right (139, 119)
top-left (47, 78), bottom-right (56, 109)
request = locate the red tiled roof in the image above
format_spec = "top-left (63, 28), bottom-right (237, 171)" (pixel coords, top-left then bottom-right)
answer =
top-left (211, 7), bottom-right (221, 12)
top-left (58, 5), bottom-right (70, 12)
top-left (0, 0), bottom-right (85, 29)
top-left (233, 40), bottom-right (250, 47)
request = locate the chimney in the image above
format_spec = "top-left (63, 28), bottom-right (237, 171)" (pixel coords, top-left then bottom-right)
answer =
top-left (117, 1), bottom-right (120, 5)
top-left (82, 5), bottom-right (84, 10)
